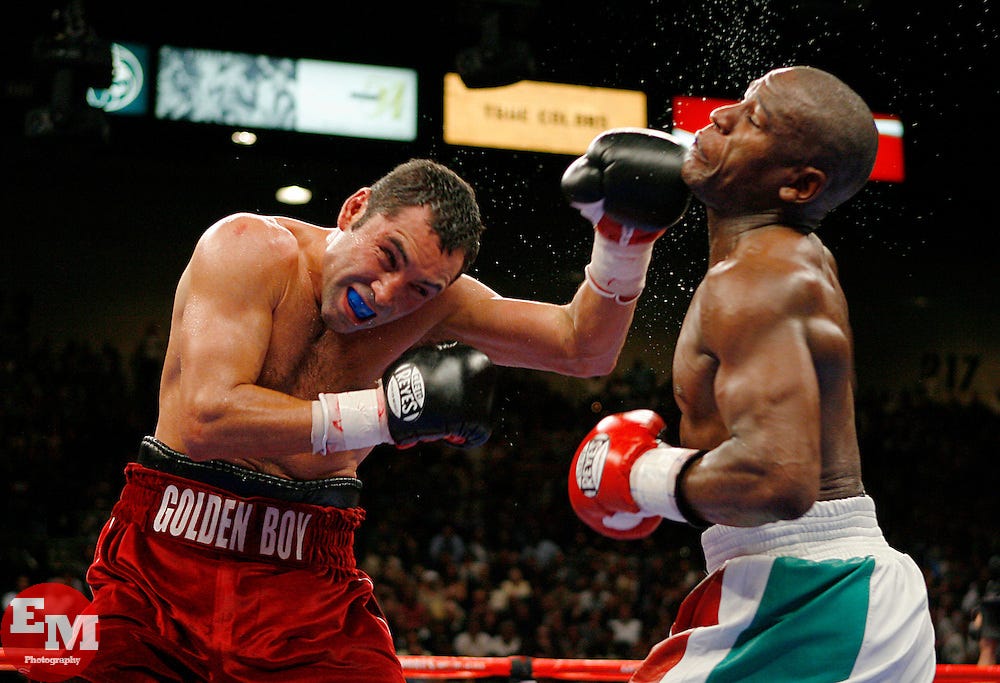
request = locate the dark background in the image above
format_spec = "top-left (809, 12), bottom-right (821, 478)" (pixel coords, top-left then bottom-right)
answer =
top-left (1, 0), bottom-right (996, 373)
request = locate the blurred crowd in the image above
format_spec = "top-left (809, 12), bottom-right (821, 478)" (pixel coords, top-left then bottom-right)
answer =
top-left (1, 306), bottom-right (998, 671)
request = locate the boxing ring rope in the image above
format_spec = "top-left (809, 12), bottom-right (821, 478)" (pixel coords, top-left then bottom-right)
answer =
top-left (389, 656), bottom-right (998, 682)
top-left (1, 651), bottom-right (999, 680)
top-left (399, 655), bottom-right (638, 681)
top-left (396, 657), bottom-right (1000, 681)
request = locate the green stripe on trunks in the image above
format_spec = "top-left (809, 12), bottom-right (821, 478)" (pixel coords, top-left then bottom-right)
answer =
top-left (708, 556), bottom-right (874, 682)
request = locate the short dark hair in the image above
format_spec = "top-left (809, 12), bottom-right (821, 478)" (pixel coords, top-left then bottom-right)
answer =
top-left (790, 67), bottom-right (879, 213)
top-left (360, 159), bottom-right (485, 274)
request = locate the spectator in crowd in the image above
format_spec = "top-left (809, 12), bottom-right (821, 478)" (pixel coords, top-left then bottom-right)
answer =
top-left (607, 600), bottom-right (643, 657)
top-left (452, 614), bottom-right (497, 657)
top-left (489, 566), bottom-right (533, 613)
top-left (1, 307), bottom-right (998, 671)
top-left (427, 523), bottom-right (467, 568)
top-left (491, 619), bottom-right (523, 656)
top-left (976, 556), bottom-right (1000, 666)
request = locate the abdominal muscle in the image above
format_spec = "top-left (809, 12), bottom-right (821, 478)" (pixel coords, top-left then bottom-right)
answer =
top-left (234, 447), bottom-right (376, 481)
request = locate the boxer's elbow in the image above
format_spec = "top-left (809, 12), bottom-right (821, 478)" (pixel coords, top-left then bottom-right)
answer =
top-left (177, 395), bottom-right (230, 461)
top-left (713, 452), bottom-right (818, 525)
top-left (754, 466), bottom-right (818, 521)
top-left (573, 355), bottom-right (619, 378)
top-left (727, 436), bottom-right (820, 522)
top-left (179, 427), bottom-right (222, 462)
top-left (561, 343), bottom-right (622, 377)
top-left (517, 344), bottom-right (619, 377)
top-left (763, 483), bottom-right (816, 521)
top-left (719, 480), bottom-right (814, 527)
top-left (180, 432), bottom-right (218, 462)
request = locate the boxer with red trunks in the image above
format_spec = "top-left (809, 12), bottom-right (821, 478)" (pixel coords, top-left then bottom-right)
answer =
top-left (78, 152), bottom-right (691, 681)
top-left (567, 67), bottom-right (936, 681)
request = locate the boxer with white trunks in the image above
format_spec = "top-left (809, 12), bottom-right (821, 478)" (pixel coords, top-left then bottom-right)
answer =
top-left (567, 67), bottom-right (936, 681)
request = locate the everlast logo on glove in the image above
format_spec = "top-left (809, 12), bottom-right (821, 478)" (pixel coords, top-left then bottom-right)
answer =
top-left (576, 434), bottom-right (610, 497)
top-left (385, 362), bottom-right (426, 422)
top-left (381, 342), bottom-right (496, 448)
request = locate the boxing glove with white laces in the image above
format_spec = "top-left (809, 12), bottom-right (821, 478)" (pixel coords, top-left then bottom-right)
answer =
top-left (568, 409), bottom-right (708, 539)
top-left (562, 127), bottom-right (691, 303)
top-left (312, 342), bottom-right (496, 454)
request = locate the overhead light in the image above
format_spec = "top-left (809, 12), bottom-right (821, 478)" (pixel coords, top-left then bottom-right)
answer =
top-left (231, 130), bottom-right (257, 145)
top-left (276, 185), bottom-right (312, 205)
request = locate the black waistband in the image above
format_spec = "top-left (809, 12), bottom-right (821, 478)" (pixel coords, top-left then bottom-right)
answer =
top-left (135, 436), bottom-right (362, 508)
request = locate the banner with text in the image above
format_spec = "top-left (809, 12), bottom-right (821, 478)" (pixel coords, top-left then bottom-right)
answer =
top-left (443, 73), bottom-right (647, 155)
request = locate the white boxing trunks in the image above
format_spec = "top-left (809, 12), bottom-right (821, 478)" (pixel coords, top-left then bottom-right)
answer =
top-left (632, 495), bottom-right (935, 683)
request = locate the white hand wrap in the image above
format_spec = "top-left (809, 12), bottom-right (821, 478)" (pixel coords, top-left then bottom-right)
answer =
top-left (576, 200), bottom-right (657, 304)
top-left (630, 446), bottom-right (705, 524)
top-left (311, 382), bottom-right (393, 455)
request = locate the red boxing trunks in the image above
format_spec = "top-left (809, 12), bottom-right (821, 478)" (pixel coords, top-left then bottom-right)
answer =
top-left (80, 437), bottom-right (406, 683)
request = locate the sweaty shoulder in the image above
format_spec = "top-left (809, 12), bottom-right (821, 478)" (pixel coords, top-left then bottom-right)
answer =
top-left (198, 213), bottom-right (301, 259)
top-left (187, 213), bottom-right (310, 304)
top-left (700, 229), bottom-right (839, 344)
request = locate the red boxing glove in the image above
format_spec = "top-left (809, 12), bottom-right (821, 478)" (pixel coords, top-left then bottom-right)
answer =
top-left (569, 410), bottom-right (709, 539)
top-left (568, 410), bottom-right (667, 540)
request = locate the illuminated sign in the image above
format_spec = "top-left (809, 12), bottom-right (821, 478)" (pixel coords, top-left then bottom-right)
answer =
top-left (86, 42), bottom-right (149, 116)
top-left (443, 73), bottom-right (647, 154)
top-left (155, 47), bottom-right (417, 141)
top-left (293, 59), bottom-right (416, 140)
top-left (670, 95), bottom-right (905, 182)
top-left (870, 116), bottom-right (905, 183)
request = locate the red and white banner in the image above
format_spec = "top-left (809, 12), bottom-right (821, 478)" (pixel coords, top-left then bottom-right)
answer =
top-left (670, 96), bottom-right (905, 183)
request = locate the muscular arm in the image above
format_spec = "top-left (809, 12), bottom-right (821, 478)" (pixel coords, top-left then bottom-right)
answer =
top-left (430, 125), bottom-right (688, 378)
top-left (680, 263), bottom-right (825, 526)
top-left (432, 274), bottom-right (638, 377)
top-left (157, 214), bottom-right (315, 461)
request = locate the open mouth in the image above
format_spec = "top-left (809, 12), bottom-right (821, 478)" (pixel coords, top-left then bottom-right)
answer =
top-left (347, 288), bottom-right (376, 321)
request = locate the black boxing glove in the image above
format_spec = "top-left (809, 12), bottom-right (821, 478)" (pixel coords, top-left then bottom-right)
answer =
top-left (311, 343), bottom-right (496, 454)
top-left (382, 342), bottom-right (496, 448)
top-left (562, 127), bottom-right (691, 303)
top-left (563, 127), bottom-right (691, 231)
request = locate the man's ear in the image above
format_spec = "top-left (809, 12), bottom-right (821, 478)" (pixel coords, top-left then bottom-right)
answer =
top-left (779, 166), bottom-right (826, 204)
top-left (338, 188), bottom-right (371, 228)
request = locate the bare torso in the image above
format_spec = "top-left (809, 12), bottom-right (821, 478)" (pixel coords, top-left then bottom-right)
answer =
top-left (671, 227), bottom-right (864, 505)
top-left (154, 216), bottom-right (460, 480)
top-left (148, 209), bottom-right (675, 483)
